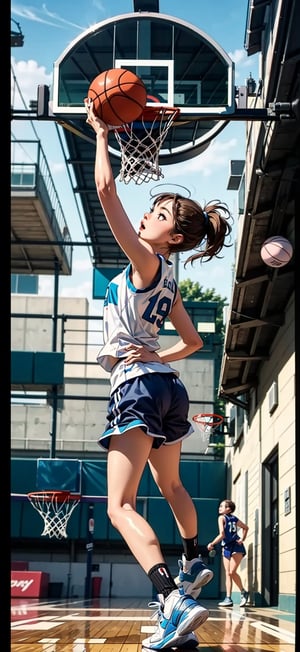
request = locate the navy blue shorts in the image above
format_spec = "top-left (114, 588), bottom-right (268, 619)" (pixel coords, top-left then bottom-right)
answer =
top-left (98, 372), bottom-right (193, 451)
top-left (222, 542), bottom-right (247, 559)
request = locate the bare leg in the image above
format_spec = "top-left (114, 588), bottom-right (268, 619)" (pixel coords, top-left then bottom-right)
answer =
top-left (229, 553), bottom-right (244, 591)
top-left (222, 555), bottom-right (233, 597)
top-left (148, 442), bottom-right (198, 539)
top-left (107, 427), bottom-right (165, 574)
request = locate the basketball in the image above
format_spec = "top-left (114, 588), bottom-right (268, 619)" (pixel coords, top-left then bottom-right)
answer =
top-left (260, 236), bottom-right (293, 268)
top-left (87, 68), bottom-right (147, 126)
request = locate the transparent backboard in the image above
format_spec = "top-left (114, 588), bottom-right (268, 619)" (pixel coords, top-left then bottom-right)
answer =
top-left (36, 458), bottom-right (82, 495)
top-left (51, 13), bottom-right (235, 119)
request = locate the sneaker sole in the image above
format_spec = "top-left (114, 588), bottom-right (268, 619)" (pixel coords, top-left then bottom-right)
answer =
top-left (179, 569), bottom-right (214, 598)
top-left (175, 570), bottom-right (214, 595)
top-left (188, 569), bottom-right (214, 590)
top-left (169, 632), bottom-right (199, 649)
top-left (142, 630), bottom-right (196, 650)
top-left (176, 606), bottom-right (209, 636)
top-left (142, 633), bottom-right (199, 650)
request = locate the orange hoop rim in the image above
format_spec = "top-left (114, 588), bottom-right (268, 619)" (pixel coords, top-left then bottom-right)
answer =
top-left (192, 413), bottom-right (224, 427)
top-left (27, 490), bottom-right (78, 503)
top-left (142, 105), bottom-right (180, 121)
top-left (115, 105), bottom-right (180, 130)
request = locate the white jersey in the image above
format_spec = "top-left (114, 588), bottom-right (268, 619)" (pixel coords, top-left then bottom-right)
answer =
top-left (96, 254), bottom-right (180, 393)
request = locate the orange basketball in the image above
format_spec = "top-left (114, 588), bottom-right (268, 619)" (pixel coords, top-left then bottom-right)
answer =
top-left (87, 68), bottom-right (147, 127)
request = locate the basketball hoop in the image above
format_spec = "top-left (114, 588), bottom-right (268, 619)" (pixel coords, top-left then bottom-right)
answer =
top-left (27, 491), bottom-right (80, 540)
top-left (114, 106), bottom-right (180, 185)
top-left (192, 413), bottom-right (224, 454)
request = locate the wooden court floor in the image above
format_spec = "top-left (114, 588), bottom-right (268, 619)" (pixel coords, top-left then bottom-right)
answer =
top-left (11, 596), bottom-right (295, 652)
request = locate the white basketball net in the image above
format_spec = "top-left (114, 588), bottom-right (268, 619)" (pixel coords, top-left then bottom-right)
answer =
top-left (28, 492), bottom-right (80, 539)
top-left (192, 414), bottom-right (223, 454)
top-left (114, 107), bottom-right (179, 185)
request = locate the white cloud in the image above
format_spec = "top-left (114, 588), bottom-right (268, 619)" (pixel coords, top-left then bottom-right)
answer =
top-left (11, 57), bottom-right (52, 109)
top-left (229, 48), bottom-right (248, 66)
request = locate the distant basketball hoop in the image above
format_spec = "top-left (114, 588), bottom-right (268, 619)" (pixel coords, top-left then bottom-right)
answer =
top-left (192, 413), bottom-right (224, 454)
top-left (27, 490), bottom-right (80, 540)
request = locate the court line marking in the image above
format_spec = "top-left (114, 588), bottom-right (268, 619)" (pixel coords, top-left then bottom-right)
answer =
top-left (12, 622), bottom-right (64, 631)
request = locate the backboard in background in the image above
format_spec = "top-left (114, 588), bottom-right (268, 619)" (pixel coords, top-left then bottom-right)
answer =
top-left (51, 11), bottom-right (235, 163)
top-left (36, 458), bottom-right (82, 495)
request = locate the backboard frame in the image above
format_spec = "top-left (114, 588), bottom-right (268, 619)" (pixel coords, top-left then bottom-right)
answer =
top-left (51, 12), bottom-right (235, 120)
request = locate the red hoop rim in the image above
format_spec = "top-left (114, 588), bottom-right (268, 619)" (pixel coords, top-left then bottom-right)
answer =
top-left (192, 413), bottom-right (224, 427)
top-left (27, 490), bottom-right (79, 503)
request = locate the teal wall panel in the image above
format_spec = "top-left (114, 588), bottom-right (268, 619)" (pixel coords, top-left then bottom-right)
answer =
top-left (148, 498), bottom-right (174, 544)
top-left (11, 351), bottom-right (65, 385)
top-left (199, 461), bottom-right (227, 498)
top-left (11, 351), bottom-right (34, 384)
top-left (11, 499), bottom-right (23, 537)
top-left (180, 461), bottom-right (199, 496)
top-left (82, 460), bottom-right (107, 496)
top-left (34, 352), bottom-right (64, 384)
top-left (11, 458), bottom-right (39, 494)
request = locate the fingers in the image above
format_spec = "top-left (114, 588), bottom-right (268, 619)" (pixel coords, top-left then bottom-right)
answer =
top-left (83, 98), bottom-right (110, 134)
top-left (84, 97), bottom-right (93, 119)
top-left (84, 96), bottom-right (92, 110)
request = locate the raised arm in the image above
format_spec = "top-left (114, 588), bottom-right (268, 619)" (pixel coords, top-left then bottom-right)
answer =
top-left (84, 100), bottom-right (159, 283)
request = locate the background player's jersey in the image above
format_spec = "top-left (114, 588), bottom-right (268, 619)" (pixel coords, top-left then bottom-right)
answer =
top-left (97, 254), bottom-right (180, 393)
top-left (221, 514), bottom-right (240, 547)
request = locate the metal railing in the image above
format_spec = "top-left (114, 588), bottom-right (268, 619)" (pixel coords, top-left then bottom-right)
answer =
top-left (11, 139), bottom-right (72, 269)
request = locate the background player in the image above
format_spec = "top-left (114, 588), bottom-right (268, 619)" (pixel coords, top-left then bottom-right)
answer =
top-left (207, 499), bottom-right (249, 607)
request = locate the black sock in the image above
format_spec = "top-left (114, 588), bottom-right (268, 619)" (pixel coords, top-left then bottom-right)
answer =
top-left (182, 535), bottom-right (199, 561)
top-left (148, 563), bottom-right (177, 599)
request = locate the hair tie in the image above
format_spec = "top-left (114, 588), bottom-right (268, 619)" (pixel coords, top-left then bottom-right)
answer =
top-left (203, 210), bottom-right (209, 224)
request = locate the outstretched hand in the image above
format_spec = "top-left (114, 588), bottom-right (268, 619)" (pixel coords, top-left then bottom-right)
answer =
top-left (84, 97), bottom-right (109, 136)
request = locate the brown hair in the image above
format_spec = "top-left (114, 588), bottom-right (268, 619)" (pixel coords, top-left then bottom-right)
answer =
top-left (224, 499), bottom-right (236, 513)
top-left (152, 193), bottom-right (232, 265)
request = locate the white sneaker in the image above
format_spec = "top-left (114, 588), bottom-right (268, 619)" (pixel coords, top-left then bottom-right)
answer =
top-left (239, 590), bottom-right (249, 607)
top-left (142, 588), bottom-right (209, 649)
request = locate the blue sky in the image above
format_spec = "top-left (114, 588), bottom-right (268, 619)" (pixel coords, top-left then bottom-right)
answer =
top-left (11, 0), bottom-right (259, 311)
